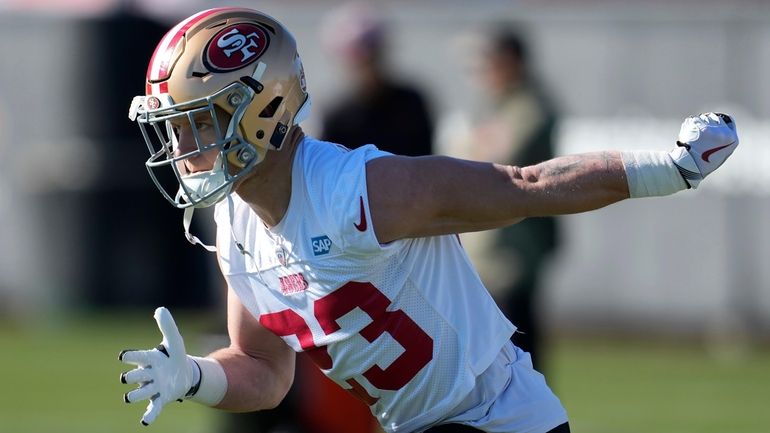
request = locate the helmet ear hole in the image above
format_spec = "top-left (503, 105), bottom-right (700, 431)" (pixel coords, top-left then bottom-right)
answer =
top-left (259, 97), bottom-right (284, 118)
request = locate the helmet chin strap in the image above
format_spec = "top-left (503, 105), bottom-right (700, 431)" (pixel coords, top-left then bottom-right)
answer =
top-left (177, 154), bottom-right (231, 252)
top-left (182, 207), bottom-right (217, 252)
top-left (181, 194), bottom-right (256, 260)
top-left (181, 194), bottom-right (266, 285)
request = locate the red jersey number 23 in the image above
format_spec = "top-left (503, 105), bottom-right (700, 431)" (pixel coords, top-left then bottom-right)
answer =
top-left (259, 281), bottom-right (434, 404)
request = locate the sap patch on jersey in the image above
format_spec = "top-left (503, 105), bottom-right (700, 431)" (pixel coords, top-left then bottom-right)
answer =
top-left (311, 235), bottom-right (333, 256)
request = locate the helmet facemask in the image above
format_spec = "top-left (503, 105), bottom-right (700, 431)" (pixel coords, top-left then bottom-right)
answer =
top-left (132, 82), bottom-right (262, 209)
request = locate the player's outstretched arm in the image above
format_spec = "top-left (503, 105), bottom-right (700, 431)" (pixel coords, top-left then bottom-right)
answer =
top-left (367, 112), bottom-right (738, 243)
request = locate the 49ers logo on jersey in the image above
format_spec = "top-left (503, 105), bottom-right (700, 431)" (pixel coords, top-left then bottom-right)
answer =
top-left (203, 23), bottom-right (269, 72)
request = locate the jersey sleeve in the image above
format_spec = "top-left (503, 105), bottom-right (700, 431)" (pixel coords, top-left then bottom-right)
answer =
top-left (304, 142), bottom-right (396, 256)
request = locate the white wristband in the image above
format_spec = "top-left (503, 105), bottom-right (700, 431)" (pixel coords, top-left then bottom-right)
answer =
top-left (621, 150), bottom-right (689, 198)
top-left (188, 356), bottom-right (228, 406)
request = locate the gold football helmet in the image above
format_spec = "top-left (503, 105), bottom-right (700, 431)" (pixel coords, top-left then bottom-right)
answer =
top-left (128, 7), bottom-right (311, 208)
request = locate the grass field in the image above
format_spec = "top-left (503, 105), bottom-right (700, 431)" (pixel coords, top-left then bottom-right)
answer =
top-left (1, 310), bottom-right (768, 433)
top-left (550, 336), bottom-right (770, 433)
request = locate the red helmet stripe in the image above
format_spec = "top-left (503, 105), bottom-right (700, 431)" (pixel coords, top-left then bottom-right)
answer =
top-left (146, 81), bottom-right (170, 96)
top-left (146, 7), bottom-right (241, 87)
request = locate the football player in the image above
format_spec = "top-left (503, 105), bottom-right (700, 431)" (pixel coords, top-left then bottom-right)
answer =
top-left (120, 7), bottom-right (738, 433)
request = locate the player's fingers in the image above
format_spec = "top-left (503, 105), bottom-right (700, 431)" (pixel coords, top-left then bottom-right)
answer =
top-left (702, 112), bottom-right (720, 123)
top-left (154, 307), bottom-right (185, 358)
top-left (715, 113), bottom-right (734, 127)
top-left (120, 368), bottom-right (153, 385)
top-left (119, 349), bottom-right (159, 366)
top-left (141, 397), bottom-right (165, 426)
top-left (124, 384), bottom-right (158, 404)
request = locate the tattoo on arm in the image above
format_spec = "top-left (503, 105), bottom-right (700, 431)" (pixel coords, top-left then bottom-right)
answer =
top-left (542, 158), bottom-right (580, 178)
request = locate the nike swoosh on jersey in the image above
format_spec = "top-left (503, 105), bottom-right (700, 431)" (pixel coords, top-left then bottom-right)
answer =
top-left (354, 196), bottom-right (367, 232)
top-left (702, 141), bottom-right (736, 162)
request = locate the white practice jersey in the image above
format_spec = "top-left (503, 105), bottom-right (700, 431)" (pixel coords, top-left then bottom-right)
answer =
top-left (214, 136), bottom-right (515, 433)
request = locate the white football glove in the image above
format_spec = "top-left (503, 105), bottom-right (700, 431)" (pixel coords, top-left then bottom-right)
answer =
top-left (669, 112), bottom-right (738, 188)
top-left (119, 307), bottom-right (199, 426)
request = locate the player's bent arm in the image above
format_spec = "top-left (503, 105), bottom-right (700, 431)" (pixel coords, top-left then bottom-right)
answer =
top-left (208, 287), bottom-right (296, 412)
top-left (367, 151), bottom-right (629, 243)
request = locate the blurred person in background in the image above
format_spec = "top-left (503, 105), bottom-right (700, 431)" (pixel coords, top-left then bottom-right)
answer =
top-left (320, 3), bottom-right (434, 157)
top-left (310, 6), bottom-right (436, 430)
top-left (449, 26), bottom-right (560, 371)
top-left (118, 7), bottom-right (738, 433)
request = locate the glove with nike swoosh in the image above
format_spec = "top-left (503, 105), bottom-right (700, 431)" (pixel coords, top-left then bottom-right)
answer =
top-left (669, 112), bottom-right (738, 188)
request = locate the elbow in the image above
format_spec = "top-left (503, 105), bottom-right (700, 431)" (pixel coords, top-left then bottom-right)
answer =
top-left (215, 347), bottom-right (296, 412)
top-left (510, 164), bottom-right (541, 184)
top-left (508, 165), bottom-right (546, 217)
top-left (259, 354), bottom-right (295, 410)
top-left (263, 373), bottom-right (294, 410)
top-left (223, 373), bottom-right (291, 412)
top-left (260, 397), bottom-right (283, 411)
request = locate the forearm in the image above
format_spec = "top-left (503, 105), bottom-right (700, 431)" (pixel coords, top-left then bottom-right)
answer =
top-left (506, 150), bottom-right (630, 216)
top-left (208, 345), bottom-right (295, 412)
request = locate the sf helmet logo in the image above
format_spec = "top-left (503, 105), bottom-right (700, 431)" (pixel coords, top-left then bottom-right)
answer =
top-left (146, 96), bottom-right (161, 110)
top-left (204, 23), bottom-right (269, 72)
